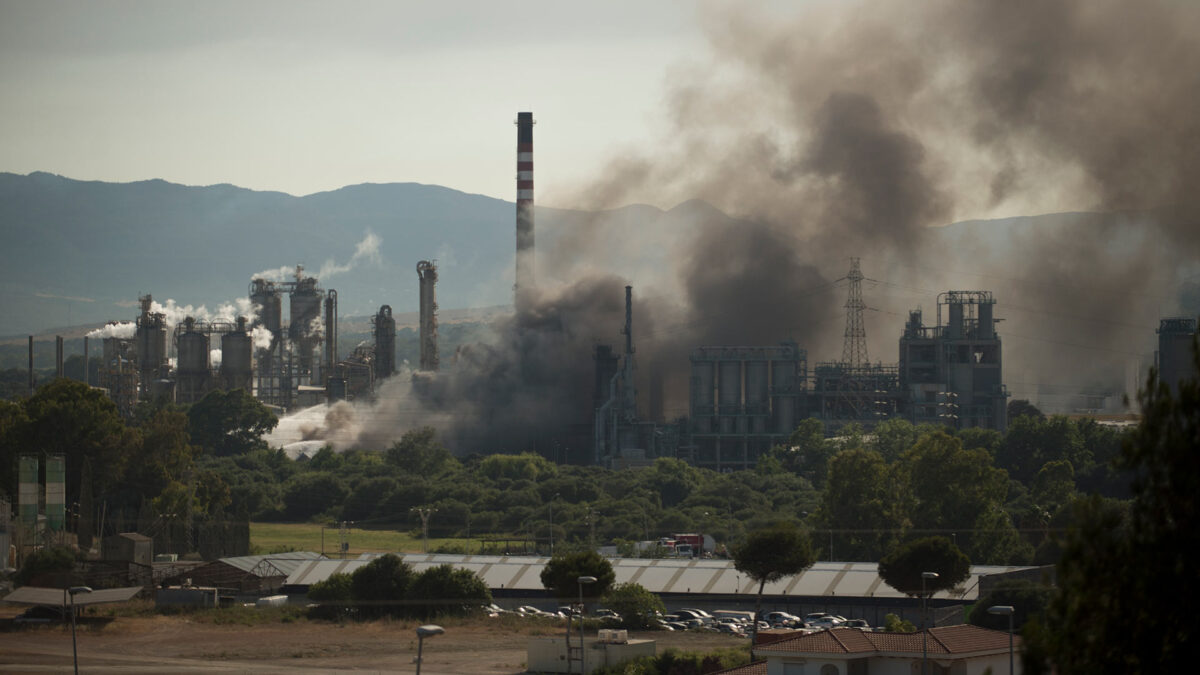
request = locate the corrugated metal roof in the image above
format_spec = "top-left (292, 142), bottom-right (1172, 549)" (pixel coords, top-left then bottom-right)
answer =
top-left (215, 551), bottom-right (325, 576)
top-left (757, 625), bottom-right (1020, 656)
top-left (285, 553), bottom-right (1030, 600)
top-left (2, 585), bottom-right (142, 607)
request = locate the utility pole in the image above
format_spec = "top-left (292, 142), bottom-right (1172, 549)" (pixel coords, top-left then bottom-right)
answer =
top-left (412, 507), bottom-right (436, 553)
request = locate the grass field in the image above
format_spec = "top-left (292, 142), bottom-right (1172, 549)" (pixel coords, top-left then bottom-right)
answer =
top-left (249, 522), bottom-right (484, 556)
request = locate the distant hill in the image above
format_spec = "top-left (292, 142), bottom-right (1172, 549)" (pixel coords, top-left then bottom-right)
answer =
top-left (0, 172), bottom-right (538, 335)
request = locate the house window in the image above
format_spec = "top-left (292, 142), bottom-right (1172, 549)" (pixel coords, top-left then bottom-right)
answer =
top-left (783, 663), bottom-right (806, 675)
top-left (820, 665), bottom-right (841, 675)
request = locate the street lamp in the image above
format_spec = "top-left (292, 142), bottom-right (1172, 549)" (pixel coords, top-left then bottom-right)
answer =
top-left (577, 576), bottom-right (597, 674)
top-left (921, 572), bottom-right (938, 675)
top-left (550, 493), bottom-right (559, 557)
top-left (987, 605), bottom-right (1015, 675)
top-left (66, 585), bottom-right (92, 675)
top-left (414, 624), bottom-right (444, 675)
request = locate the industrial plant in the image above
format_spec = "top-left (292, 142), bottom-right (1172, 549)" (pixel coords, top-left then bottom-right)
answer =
top-left (23, 110), bottom-right (1177, 473)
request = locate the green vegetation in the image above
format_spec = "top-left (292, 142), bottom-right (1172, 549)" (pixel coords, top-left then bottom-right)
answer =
top-left (877, 536), bottom-right (971, 597)
top-left (732, 521), bottom-right (815, 638)
top-left (540, 550), bottom-right (616, 602)
top-left (307, 554), bottom-right (490, 620)
top-left (602, 583), bottom-right (665, 629)
top-left (591, 646), bottom-right (751, 675)
top-left (1034, 343), bottom-right (1200, 672)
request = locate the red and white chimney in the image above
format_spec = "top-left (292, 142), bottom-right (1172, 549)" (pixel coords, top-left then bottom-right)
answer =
top-left (515, 111), bottom-right (535, 306)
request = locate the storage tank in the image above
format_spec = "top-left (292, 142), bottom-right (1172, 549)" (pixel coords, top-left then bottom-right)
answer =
top-left (176, 318), bottom-right (210, 403)
top-left (220, 317), bottom-right (253, 392)
top-left (691, 360), bottom-right (715, 433)
top-left (947, 296), bottom-right (964, 340)
top-left (978, 300), bottom-right (995, 339)
top-left (718, 360), bottom-right (741, 434)
top-left (745, 360), bottom-right (768, 433)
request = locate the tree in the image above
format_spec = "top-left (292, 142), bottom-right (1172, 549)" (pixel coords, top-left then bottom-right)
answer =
top-left (350, 553), bottom-right (415, 618)
top-left (1043, 342), bottom-right (1200, 672)
top-left (817, 448), bottom-right (905, 561)
top-left (385, 427), bottom-right (457, 475)
top-left (407, 564), bottom-right (492, 619)
top-left (968, 578), bottom-right (1053, 632)
top-left (732, 522), bottom-right (816, 641)
top-left (898, 431), bottom-right (1010, 561)
top-left (21, 379), bottom-right (134, 508)
top-left (602, 582), bottom-right (666, 629)
top-left (540, 550), bottom-right (615, 603)
top-left (877, 536), bottom-right (970, 597)
top-left (1007, 399), bottom-right (1044, 421)
top-left (281, 472), bottom-right (348, 521)
top-left (187, 388), bottom-right (277, 457)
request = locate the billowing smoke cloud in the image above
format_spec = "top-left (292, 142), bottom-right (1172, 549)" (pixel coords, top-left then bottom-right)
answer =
top-left (554, 0), bottom-right (1200, 408)
top-left (274, 1), bottom-right (1200, 453)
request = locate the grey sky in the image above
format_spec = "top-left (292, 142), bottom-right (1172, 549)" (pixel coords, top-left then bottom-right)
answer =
top-left (0, 0), bottom-right (705, 204)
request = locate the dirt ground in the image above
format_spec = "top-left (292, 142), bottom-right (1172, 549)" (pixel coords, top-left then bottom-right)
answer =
top-left (0, 612), bottom-right (747, 674)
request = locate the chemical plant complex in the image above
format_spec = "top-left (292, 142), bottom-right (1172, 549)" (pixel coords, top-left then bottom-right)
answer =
top-left (22, 112), bottom-right (1195, 472)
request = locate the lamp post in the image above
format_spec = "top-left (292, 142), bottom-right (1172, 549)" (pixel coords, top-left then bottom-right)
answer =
top-left (987, 605), bottom-right (1015, 675)
top-left (921, 572), bottom-right (938, 675)
top-left (414, 624), bottom-right (444, 675)
top-left (550, 493), bottom-right (559, 557)
top-left (67, 585), bottom-right (92, 675)
top-left (577, 575), bottom-right (597, 674)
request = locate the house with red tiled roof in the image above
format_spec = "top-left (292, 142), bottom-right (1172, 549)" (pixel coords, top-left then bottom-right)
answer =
top-left (735, 625), bottom-right (1020, 675)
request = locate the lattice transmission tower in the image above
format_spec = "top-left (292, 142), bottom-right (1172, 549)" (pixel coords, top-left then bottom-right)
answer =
top-left (841, 258), bottom-right (869, 366)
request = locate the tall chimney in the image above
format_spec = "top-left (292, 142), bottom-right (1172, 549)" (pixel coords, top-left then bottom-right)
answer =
top-left (28, 335), bottom-right (34, 394)
top-left (417, 260), bottom-right (440, 371)
top-left (56, 335), bottom-right (64, 378)
top-left (515, 111), bottom-right (535, 307)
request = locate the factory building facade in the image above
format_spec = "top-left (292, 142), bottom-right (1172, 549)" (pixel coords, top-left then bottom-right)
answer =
top-left (1156, 317), bottom-right (1198, 395)
top-left (898, 291), bottom-right (1007, 432)
top-left (671, 289), bottom-right (1009, 471)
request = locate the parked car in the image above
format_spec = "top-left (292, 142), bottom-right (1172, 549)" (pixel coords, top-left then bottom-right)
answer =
top-left (765, 611), bottom-right (803, 627)
top-left (675, 608), bottom-right (714, 624)
top-left (515, 605), bottom-right (556, 619)
top-left (842, 619), bottom-right (872, 630)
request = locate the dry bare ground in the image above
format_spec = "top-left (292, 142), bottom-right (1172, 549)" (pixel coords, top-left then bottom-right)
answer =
top-left (0, 612), bottom-right (746, 674)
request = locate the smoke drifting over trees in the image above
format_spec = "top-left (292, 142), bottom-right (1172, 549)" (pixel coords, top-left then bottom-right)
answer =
top-left (285, 1), bottom-right (1200, 455)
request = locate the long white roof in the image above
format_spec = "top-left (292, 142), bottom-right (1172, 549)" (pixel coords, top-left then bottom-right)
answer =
top-left (285, 554), bottom-right (1032, 601)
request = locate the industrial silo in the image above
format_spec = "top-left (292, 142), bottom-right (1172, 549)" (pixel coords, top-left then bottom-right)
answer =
top-left (717, 359), bottom-right (741, 434)
top-left (220, 317), bottom-right (253, 393)
top-left (176, 317), bottom-right (211, 404)
top-left (289, 275), bottom-right (322, 380)
top-left (744, 360), bottom-right (769, 433)
top-left (374, 305), bottom-right (396, 380)
top-left (135, 294), bottom-right (168, 397)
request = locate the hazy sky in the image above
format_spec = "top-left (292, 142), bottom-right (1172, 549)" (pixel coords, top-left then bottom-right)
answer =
top-left (0, 0), bottom-right (712, 205)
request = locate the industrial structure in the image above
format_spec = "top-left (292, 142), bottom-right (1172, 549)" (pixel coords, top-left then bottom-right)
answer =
top-left (514, 111), bottom-right (535, 308)
top-left (684, 342), bottom-right (808, 471)
top-left (417, 260), bottom-right (439, 371)
top-left (670, 263), bottom-right (1009, 470)
top-left (1156, 317), bottom-right (1198, 395)
top-left (899, 291), bottom-right (1007, 431)
top-left (594, 286), bottom-right (666, 467)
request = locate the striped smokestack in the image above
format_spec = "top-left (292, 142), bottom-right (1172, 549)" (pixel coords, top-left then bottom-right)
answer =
top-left (515, 111), bottom-right (535, 306)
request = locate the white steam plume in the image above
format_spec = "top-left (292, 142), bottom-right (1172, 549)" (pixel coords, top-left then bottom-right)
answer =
top-left (317, 231), bottom-right (382, 280)
top-left (87, 322), bottom-right (136, 339)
